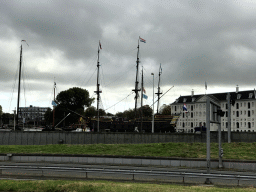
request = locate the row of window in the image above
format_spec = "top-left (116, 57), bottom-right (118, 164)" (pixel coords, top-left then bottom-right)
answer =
top-left (173, 104), bottom-right (205, 112)
top-left (180, 122), bottom-right (206, 128)
top-left (223, 101), bottom-right (254, 109)
top-left (179, 121), bottom-right (255, 129)
top-left (232, 110), bottom-right (254, 117)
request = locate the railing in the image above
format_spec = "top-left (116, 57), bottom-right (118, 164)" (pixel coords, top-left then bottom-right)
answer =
top-left (1, 165), bottom-right (256, 186)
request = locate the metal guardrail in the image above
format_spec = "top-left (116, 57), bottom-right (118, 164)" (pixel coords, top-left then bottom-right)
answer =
top-left (0, 165), bottom-right (256, 185)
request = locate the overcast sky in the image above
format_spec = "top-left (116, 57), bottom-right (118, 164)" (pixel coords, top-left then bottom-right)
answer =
top-left (1, 0), bottom-right (256, 114)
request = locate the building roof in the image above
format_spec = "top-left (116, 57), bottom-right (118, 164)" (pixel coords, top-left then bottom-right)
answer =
top-left (172, 89), bottom-right (256, 104)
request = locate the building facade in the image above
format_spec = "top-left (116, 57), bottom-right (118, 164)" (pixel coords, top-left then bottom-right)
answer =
top-left (18, 105), bottom-right (49, 125)
top-left (170, 88), bottom-right (256, 133)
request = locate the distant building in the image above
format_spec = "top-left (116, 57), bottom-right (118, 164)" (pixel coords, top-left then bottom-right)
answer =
top-left (18, 105), bottom-right (49, 125)
top-left (170, 86), bottom-right (256, 133)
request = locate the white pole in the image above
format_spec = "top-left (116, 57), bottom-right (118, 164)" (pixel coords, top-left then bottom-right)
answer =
top-left (13, 108), bottom-right (16, 131)
top-left (151, 73), bottom-right (154, 133)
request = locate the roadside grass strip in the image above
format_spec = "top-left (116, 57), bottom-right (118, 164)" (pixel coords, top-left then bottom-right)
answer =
top-left (0, 142), bottom-right (256, 160)
top-left (0, 180), bottom-right (256, 192)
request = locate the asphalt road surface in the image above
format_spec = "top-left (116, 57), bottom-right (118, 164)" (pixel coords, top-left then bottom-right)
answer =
top-left (0, 162), bottom-right (256, 187)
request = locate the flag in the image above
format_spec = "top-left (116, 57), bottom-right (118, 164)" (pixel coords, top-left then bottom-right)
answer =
top-left (183, 103), bottom-right (187, 111)
top-left (205, 82), bottom-right (207, 90)
top-left (99, 41), bottom-right (102, 49)
top-left (143, 87), bottom-right (146, 94)
top-left (52, 100), bottom-right (57, 106)
top-left (139, 37), bottom-right (146, 43)
top-left (143, 94), bottom-right (148, 100)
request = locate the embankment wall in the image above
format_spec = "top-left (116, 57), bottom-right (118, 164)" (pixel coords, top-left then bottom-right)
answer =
top-left (0, 132), bottom-right (255, 145)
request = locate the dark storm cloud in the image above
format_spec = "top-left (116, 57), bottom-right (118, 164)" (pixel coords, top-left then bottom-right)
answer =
top-left (1, 0), bottom-right (256, 112)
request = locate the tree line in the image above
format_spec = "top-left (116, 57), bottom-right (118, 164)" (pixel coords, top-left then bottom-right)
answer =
top-left (0, 87), bottom-right (172, 127)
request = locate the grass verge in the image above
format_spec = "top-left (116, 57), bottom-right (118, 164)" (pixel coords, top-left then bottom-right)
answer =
top-left (0, 179), bottom-right (256, 192)
top-left (0, 142), bottom-right (256, 160)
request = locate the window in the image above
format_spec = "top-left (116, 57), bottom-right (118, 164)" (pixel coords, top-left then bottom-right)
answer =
top-left (236, 103), bottom-right (239, 109)
top-left (183, 98), bottom-right (187, 102)
top-left (245, 110), bottom-right (246, 115)
top-left (249, 93), bottom-right (253, 98)
top-left (236, 122), bottom-right (239, 128)
top-left (241, 111), bottom-right (242, 115)
top-left (233, 111), bottom-right (235, 115)
top-left (237, 94), bottom-right (241, 99)
top-left (248, 122), bottom-right (251, 128)
top-left (226, 111), bottom-right (228, 117)
top-left (236, 111), bottom-right (239, 117)
top-left (191, 105), bottom-right (194, 111)
top-left (183, 122), bottom-right (185, 127)
top-left (226, 122), bottom-right (228, 128)
top-left (248, 102), bottom-right (251, 109)
top-left (191, 112), bottom-right (193, 118)
top-left (245, 122), bottom-right (246, 127)
top-left (226, 104), bottom-right (228, 109)
top-left (191, 122), bottom-right (193, 127)
top-left (240, 103), bottom-right (242, 107)
top-left (183, 113), bottom-right (185, 118)
top-left (248, 110), bottom-right (251, 117)
top-left (253, 110), bottom-right (254, 115)
top-left (175, 106), bottom-right (176, 111)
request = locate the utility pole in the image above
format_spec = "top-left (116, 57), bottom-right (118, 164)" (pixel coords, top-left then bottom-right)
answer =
top-left (205, 98), bottom-right (211, 184)
top-left (140, 68), bottom-right (144, 132)
top-left (227, 92), bottom-right (231, 143)
top-left (151, 73), bottom-right (154, 133)
top-left (95, 41), bottom-right (102, 132)
top-left (155, 64), bottom-right (162, 114)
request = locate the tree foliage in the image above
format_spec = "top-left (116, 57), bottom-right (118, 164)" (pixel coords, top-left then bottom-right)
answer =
top-left (0, 105), bottom-right (2, 118)
top-left (138, 105), bottom-right (153, 117)
top-left (54, 87), bottom-right (94, 126)
top-left (159, 104), bottom-right (172, 115)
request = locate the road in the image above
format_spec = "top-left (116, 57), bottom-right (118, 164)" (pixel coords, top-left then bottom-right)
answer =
top-left (0, 162), bottom-right (256, 186)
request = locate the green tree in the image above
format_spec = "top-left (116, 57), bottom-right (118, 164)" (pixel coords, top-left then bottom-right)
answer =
top-left (0, 105), bottom-right (2, 126)
top-left (85, 106), bottom-right (97, 117)
top-left (44, 108), bottom-right (52, 125)
top-left (55, 87), bottom-right (94, 126)
top-left (138, 105), bottom-right (153, 118)
top-left (159, 104), bottom-right (172, 115)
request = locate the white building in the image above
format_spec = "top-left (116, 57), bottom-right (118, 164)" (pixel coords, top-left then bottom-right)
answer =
top-left (170, 88), bottom-right (256, 133)
top-left (18, 105), bottom-right (49, 125)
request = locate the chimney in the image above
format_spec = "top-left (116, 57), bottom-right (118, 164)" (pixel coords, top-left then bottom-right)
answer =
top-left (191, 89), bottom-right (194, 97)
top-left (236, 85), bottom-right (239, 93)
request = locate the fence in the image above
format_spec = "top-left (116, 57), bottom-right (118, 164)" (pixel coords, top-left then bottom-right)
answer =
top-left (0, 132), bottom-right (256, 145)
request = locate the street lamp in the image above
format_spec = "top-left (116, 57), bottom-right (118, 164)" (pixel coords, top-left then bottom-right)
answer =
top-left (151, 73), bottom-right (154, 133)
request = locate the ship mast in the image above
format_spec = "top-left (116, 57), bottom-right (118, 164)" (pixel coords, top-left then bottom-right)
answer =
top-left (155, 64), bottom-right (162, 114)
top-left (95, 41), bottom-right (102, 132)
top-left (16, 40), bottom-right (28, 130)
top-left (132, 38), bottom-right (141, 119)
top-left (16, 43), bottom-right (23, 130)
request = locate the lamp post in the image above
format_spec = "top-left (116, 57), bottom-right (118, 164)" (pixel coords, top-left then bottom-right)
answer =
top-left (151, 73), bottom-right (154, 133)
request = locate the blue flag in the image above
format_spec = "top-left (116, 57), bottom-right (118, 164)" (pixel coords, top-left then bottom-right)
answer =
top-left (52, 100), bottom-right (57, 106)
top-left (143, 94), bottom-right (148, 100)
